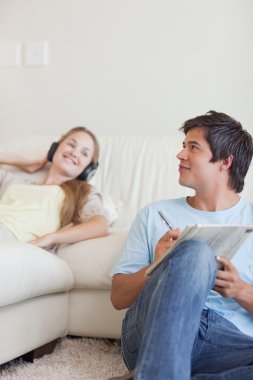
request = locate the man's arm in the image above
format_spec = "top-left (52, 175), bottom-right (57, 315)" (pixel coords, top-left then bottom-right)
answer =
top-left (111, 268), bottom-right (149, 310)
top-left (111, 229), bottom-right (180, 310)
top-left (214, 256), bottom-right (253, 314)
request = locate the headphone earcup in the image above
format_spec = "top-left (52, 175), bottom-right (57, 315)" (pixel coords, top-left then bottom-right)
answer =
top-left (47, 142), bottom-right (59, 162)
top-left (77, 162), bottom-right (98, 181)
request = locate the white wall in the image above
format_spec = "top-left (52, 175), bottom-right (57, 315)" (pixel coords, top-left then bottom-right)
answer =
top-left (0, 0), bottom-right (253, 138)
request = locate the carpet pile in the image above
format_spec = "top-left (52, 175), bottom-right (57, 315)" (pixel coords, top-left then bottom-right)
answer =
top-left (0, 337), bottom-right (127, 380)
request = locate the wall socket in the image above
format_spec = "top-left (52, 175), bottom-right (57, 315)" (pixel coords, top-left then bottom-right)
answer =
top-left (0, 41), bottom-right (49, 67)
top-left (24, 41), bottom-right (49, 66)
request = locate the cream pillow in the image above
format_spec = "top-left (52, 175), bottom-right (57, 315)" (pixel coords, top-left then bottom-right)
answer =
top-left (100, 193), bottom-right (123, 226)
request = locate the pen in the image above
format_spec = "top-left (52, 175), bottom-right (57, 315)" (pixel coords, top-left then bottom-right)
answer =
top-left (158, 209), bottom-right (174, 230)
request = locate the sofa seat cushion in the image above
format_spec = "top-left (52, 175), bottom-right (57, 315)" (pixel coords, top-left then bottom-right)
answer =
top-left (57, 229), bottom-right (128, 290)
top-left (0, 241), bottom-right (74, 308)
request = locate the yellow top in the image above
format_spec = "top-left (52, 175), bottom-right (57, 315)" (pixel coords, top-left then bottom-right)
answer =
top-left (0, 184), bottom-right (65, 242)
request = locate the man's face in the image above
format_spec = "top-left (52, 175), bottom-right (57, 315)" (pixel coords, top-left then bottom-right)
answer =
top-left (176, 128), bottom-right (221, 192)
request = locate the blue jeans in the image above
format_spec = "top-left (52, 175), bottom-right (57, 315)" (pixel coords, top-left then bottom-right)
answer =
top-left (121, 240), bottom-right (253, 379)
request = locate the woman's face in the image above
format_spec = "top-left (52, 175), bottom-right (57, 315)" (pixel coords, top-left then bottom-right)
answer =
top-left (52, 131), bottom-right (95, 179)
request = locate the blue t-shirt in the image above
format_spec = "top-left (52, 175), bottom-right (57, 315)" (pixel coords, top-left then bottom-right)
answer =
top-left (111, 197), bottom-right (253, 337)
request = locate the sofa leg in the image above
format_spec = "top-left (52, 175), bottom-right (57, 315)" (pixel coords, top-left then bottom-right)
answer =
top-left (22, 339), bottom-right (58, 362)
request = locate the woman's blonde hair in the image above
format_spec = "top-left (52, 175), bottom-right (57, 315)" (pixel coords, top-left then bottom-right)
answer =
top-left (57, 126), bottom-right (100, 228)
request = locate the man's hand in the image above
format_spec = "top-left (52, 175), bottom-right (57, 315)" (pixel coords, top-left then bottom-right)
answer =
top-left (214, 256), bottom-right (253, 314)
top-left (213, 256), bottom-right (244, 298)
top-left (154, 228), bottom-right (181, 262)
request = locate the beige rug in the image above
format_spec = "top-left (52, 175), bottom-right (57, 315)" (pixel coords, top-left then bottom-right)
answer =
top-left (0, 337), bottom-right (127, 380)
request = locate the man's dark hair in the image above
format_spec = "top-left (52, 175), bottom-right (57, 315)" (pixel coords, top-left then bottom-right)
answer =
top-left (179, 110), bottom-right (253, 193)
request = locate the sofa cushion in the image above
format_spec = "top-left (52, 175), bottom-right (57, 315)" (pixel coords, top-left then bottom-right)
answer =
top-left (0, 241), bottom-right (74, 308)
top-left (57, 229), bottom-right (128, 290)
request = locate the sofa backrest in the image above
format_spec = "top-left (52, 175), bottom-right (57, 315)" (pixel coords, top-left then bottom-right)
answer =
top-left (1, 135), bottom-right (253, 229)
top-left (95, 135), bottom-right (193, 227)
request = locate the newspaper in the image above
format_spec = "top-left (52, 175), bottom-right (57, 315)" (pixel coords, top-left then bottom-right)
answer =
top-left (145, 224), bottom-right (253, 276)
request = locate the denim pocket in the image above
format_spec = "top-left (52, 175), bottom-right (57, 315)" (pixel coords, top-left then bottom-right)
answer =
top-left (198, 309), bottom-right (223, 341)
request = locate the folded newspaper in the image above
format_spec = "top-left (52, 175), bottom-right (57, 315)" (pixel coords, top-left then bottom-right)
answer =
top-left (145, 224), bottom-right (253, 276)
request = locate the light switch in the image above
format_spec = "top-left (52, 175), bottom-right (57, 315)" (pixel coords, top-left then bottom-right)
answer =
top-left (24, 41), bottom-right (49, 66)
top-left (0, 42), bottom-right (21, 66)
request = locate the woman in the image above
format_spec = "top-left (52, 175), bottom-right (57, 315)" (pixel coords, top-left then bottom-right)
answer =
top-left (0, 126), bottom-right (109, 249)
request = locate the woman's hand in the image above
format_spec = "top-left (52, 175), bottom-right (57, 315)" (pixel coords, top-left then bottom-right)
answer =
top-left (17, 157), bottom-right (48, 173)
top-left (29, 224), bottom-right (74, 249)
top-left (30, 233), bottom-right (57, 250)
top-left (0, 152), bottom-right (48, 172)
top-left (154, 228), bottom-right (181, 262)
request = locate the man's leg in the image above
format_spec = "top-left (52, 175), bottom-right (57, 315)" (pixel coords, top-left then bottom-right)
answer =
top-left (193, 366), bottom-right (253, 380)
top-left (190, 309), bottom-right (253, 380)
top-left (121, 239), bottom-right (217, 380)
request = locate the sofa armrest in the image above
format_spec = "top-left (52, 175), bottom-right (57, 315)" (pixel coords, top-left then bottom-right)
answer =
top-left (57, 229), bottom-right (128, 290)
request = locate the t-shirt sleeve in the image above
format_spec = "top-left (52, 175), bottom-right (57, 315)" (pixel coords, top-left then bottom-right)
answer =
top-left (79, 188), bottom-right (110, 224)
top-left (110, 207), bottom-right (153, 275)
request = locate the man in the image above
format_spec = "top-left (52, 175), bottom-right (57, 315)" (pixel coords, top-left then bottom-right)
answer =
top-left (109, 111), bottom-right (253, 380)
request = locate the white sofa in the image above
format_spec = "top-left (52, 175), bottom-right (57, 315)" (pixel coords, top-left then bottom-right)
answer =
top-left (1, 134), bottom-right (253, 365)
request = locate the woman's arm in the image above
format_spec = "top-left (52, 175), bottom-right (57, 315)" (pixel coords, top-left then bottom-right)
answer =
top-left (0, 152), bottom-right (47, 172)
top-left (30, 215), bottom-right (109, 249)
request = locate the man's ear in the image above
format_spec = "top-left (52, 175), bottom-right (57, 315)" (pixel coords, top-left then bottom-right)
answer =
top-left (220, 155), bottom-right (234, 171)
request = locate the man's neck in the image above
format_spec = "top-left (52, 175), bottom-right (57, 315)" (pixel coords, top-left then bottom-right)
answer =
top-left (187, 192), bottom-right (240, 212)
